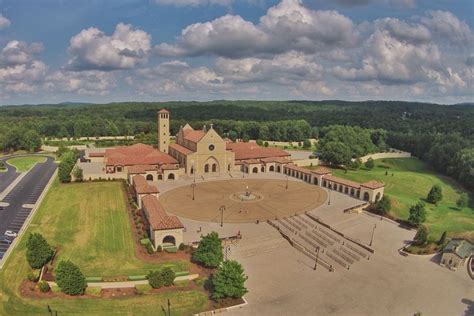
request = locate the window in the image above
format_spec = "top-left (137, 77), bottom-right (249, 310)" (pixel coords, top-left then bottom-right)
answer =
top-left (208, 144), bottom-right (215, 151)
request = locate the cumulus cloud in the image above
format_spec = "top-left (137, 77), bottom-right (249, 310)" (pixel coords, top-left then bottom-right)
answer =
top-left (155, 0), bottom-right (357, 58)
top-left (0, 14), bottom-right (10, 29)
top-left (422, 10), bottom-right (473, 44)
top-left (67, 23), bottom-right (151, 71)
top-left (46, 70), bottom-right (116, 95)
top-left (0, 40), bottom-right (44, 66)
top-left (154, 0), bottom-right (232, 6)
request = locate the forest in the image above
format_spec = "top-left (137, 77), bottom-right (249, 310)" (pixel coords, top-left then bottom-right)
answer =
top-left (0, 100), bottom-right (472, 190)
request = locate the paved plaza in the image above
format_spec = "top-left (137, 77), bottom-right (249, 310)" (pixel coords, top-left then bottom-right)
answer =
top-left (159, 172), bottom-right (473, 316)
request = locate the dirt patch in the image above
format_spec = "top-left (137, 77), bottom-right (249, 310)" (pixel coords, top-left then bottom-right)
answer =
top-left (209, 297), bottom-right (246, 310)
top-left (102, 287), bottom-right (137, 299)
top-left (19, 280), bottom-right (96, 300)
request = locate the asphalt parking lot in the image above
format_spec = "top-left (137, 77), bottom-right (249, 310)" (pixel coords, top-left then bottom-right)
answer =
top-left (0, 157), bottom-right (19, 193)
top-left (0, 155), bottom-right (57, 260)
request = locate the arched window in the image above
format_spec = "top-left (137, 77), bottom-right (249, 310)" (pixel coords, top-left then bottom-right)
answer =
top-left (261, 166), bottom-right (265, 172)
top-left (350, 188), bottom-right (355, 196)
top-left (314, 178), bottom-right (318, 185)
top-left (168, 173), bottom-right (175, 180)
top-left (277, 166), bottom-right (281, 173)
top-left (158, 175), bottom-right (163, 180)
top-left (146, 174), bottom-right (153, 181)
top-left (363, 192), bottom-right (370, 201)
top-left (269, 165), bottom-right (275, 172)
top-left (162, 235), bottom-right (176, 246)
top-left (205, 164), bottom-right (209, 173)
top-left (252, 167), bottom-right (258, 173)
top-left (375, 193), bottom-right (381, 202)
top-left (212, 163), bottom-right (217, 172)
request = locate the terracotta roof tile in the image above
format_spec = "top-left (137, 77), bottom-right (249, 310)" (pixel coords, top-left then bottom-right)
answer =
top-left (133, 175), bottom-right (159, 194)
top-left (284, 164), bottom-right (312, 175)
top-left (158, 109), bottom-right (169, 114)
top-left (184, 130), bottom-right (206, 143)
top-left (323, 175), bottom-right (361, 189)
top-left (361, 180), bottom-right (385, 189)
top-left (311, 167), bottom-right (332, 175)
top-left (142, 195), bottom-right (184, 230)
top-left (260, 157), bottom-right (292, 164)
top-left (128, 165), bottom-right (157, 174)
top-left (105, 143), bottom-right (177, 166)
top-left (89, 152), bottom-right (105, 157)
top-left (169, 143), bottom-right (193, 155)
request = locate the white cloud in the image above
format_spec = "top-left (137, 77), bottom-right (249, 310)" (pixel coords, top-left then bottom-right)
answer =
top-left (422, 10), bottom-right (473, 44)
top-left (154, 0), bottom-right (232, 6)
top-left (155, 0), bottom-right (357, 58)
top-left (0, 14), bottom-right (10, 29)
top-left (0, 40), bottom-right (44, 66)
top-left (46, 70), bottom-right (116, 95)
top-left (67, 23), bottom-right (151, 71)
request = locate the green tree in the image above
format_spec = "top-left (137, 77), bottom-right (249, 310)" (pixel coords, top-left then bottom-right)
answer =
top-left (320, 141), bottom-right (352, 165)
top-left (55, 260), bottom-right (87, 295)
top-left (456, 193), bottom-right (468, 209)
top-left (427, 185), bottom-right (443, 204)
top-left (21, 130), bottom-right (42, 152)
top-left (212, 260), bottom-right (248, 300)
top-left (414, 225), bottom-right (429, 245)
top-left (26, 233), bottom-right (54, 269)
top-left (365, 158), bottom-right (375, 170)
top-left (438, 231), bottom-right (447, 245)
top-left (161, 267), bottom-right (175, 287)
top-left (302, 139), bottom-right (312, 148)
top-left (147, 270), bottom-right (164, 289)
top-left (192, 232), bottom-right (223, 268)
top-left (373, 195), bottom-right (391, 215)
top-left (408, 202), bottom-right (426, 227)
top-left (73, 166), bottom-right (83, 182)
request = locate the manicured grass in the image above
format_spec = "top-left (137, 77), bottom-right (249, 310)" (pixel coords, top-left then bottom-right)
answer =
top-left (322, 158), bottom-right (474, 241)
top-left (0, 180), bottom-right (208, 316)
top-left (6, 156), bottom-right (46, 172)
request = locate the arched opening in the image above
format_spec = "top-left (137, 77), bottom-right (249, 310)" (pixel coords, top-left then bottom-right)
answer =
top-left (158, 174), bottom-right (163, 180)
top-left (323, 180), bottom-right (327, 187)
top-left (344, 187), bottom-right (349, 194)
top-left (162, 235), bottom-right (176, 247)
top-left (252, 167), bottom-right (258, 173)
top-left (146, 174), bottom-right (154, 181)
top-left (212, 163), bottom-right (217, 172)
top-left (228, 164), bottom-right (231, 171)
top-left (350, 188), bottom-right (355, 196)
top-left (375, 193), bottom-right (381, 202)
top-left (339, 185), bottom-right (343, 192)
top-left (269, 165), bottom-right (275, 172)
top-left (204, 164), bottom-right (210, 173)
top-left (363, 192), bottom-right (370, 201)
top-left (313, 178), bottom-right (318, 185)
top-left (168, 173), bottom-right (175, 180)
top-left (277, 166), bottom-right (281, 173)
top-left (261, 166), bottom-right (265, 172)
top-left (190, 167), bottom-right (194, 174)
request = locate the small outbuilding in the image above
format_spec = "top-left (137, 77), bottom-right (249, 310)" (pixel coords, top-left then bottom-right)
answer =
top-left (440, 239), bottom-right (473, 271)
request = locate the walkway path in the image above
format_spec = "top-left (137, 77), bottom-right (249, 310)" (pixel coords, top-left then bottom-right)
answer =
top-left (47, 274), bottom-right (199, 289)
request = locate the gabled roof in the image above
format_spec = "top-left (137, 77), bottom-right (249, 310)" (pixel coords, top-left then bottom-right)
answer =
top-left (227, 142), bottom-right (290, 161)
top-left (133, 175), bottom-right (159, 194)
top-left (158, 108), bottom-right (169, 114)
top-left (361, 180), bottom-right (385, 189)
top-left (260, 157), bottom-right (292, 164)
top-left (128, 165), bottom-right (157, 174)
top-left (169, 143), bottom-right (193, 155)
top-left (105, 143), bottom-right (177, 166)
top-left (142, 195), bottom-right (184, 231)
top-left (311, 166), bottom-right (332, 175)
top-left (183, 129), bottom-right (206, 143)
top-left (323, 174), bottom-right (361, 189)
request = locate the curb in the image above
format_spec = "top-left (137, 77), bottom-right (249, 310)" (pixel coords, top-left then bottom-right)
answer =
top-left (193, 296), bottom-right (248, 316)
top-left (0, 168), bottom-right (58, 270)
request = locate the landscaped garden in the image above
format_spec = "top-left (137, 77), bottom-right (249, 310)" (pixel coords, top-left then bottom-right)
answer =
top-left (316, 158), bottom-right (473, 242)
top-left (0, 180), bottom-right (209, 315)
top-left (6, 156), bottom-right (46, 172)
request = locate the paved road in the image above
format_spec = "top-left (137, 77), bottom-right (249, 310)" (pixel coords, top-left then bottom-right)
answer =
top-left (0, 157), bottom-right (20, 193)
top-left (0, 155), bottom-right (57, 259)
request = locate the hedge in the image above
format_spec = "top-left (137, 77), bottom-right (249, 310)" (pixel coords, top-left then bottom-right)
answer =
top-left (128, 275), bottom-right (147, 281)
top-left (164, 246), bottom-right (177, 253)
top-left (175, 271), bottom-right (189, 277)
top-left (85, 276), bottom-right (103, 282)
top-left (140, 238), bottom-right (151, 246)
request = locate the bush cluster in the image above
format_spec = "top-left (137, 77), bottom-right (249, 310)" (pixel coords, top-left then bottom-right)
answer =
top-left (26, 233), bottom-right (54, 269)
top-left (55, 260), bottom-right (87, 295)
top-left (147, 268), bottom-right (175, 289)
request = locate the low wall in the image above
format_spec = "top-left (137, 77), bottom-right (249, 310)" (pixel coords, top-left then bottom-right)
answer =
top-left (359, 150), bottom-right (411, 163)
top-left (293, 158), bottom-right (319, 167)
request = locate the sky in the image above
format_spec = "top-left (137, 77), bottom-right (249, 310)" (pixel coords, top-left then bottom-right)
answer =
top-left (0, 0), bottom-right (472, 105)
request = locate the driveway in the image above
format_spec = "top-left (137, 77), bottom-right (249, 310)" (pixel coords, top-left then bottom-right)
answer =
top-left (0, 155), bottom-right (57, 260)
top-left (0, 157), bottom-right (19, 193)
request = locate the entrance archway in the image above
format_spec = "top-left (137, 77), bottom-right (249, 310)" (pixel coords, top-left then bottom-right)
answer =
top-left (277, 166), bottom-right (281, 173)
top-left (363, 192), bottom-right (370, 201)
top-left (269, 165), bottom-right (274, 172)
top-left (162, 235), bottom-right (176, 247)
top-left (168, 173), bottom-right (175, 180)
top-left (252, 167), bottom-right (258, 173)
top-left (261, 166), bottom-right (265, 172)
top-left (146, 174), bottom-right (154, 181)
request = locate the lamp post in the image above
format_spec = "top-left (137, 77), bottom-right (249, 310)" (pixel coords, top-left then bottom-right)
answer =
top-left (313, 246), bottom-right (320, 271)
top-left (369, 223), bottom-right (377, 247)
top-left (191, 183), bottom-right (196, 200)
top-left (219, 205), bottom-right (226, 227)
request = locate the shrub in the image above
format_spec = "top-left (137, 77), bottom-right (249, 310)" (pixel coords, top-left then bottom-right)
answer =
top-left (456, 193), bottom-right (468, 209)
top-left (140, 238), bottom-right (151, 246)
top-left (27, 270), bottom-right (40, 282)
top-left (373, 195), bottom-right (391, 215)
top-left (212, 260), bottom-right (248, 300)
top-left (364, 158), bottom-right (375, 170)
top-left (147, 270), bottom-right (164, 289)
top-left (136, 284), bottom-right (152, 295)
top-left (161, 268), bottom-right (175, 287)
top-left (179, 243), bottom-right (186, 251)
top-left (438, 231), bottom-right (447, 245)
top-left (26, 233), bottom-right (54, 269)
top-left (192, 232), bottom-right (223, 268)
top-left (164, 246), bottom-right (177, 253)
top-left (414, 225), bottom-right (429, 245)
top-left (408, 202), bottom-right (426, 227)
top-left (146, 242), bottom-right (154, 254)
top-left (38, 281), bottom-right (50, 293)
top-left (157, 245), bottom-right (163, 252)
top-left (427, 185), bottom-right (443, 204)
top-left (55, 260), bottom-right (87, 295)
top-left (51, 286), bottom-right (61, 293)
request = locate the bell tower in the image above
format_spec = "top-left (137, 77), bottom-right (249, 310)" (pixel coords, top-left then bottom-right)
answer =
top-left (157, 109), bottom-right (170, 153)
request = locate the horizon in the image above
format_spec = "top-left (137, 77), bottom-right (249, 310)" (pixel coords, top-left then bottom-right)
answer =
top-left (0, 0), bottom-right (473, 105)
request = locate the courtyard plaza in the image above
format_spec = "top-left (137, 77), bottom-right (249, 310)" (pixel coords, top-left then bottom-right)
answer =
top-left (156, 171), bottom-right (473, 316)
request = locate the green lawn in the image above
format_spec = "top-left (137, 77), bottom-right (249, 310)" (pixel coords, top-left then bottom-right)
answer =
top-left (0, 180), bottom-right (208, 316)
top-left (7, 156), bottom-right (46, 172)
top-left (323, 158), bottom-right (473, 241)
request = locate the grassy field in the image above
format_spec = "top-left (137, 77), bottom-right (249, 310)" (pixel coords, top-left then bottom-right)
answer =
top-left (325, 158), bottom-right (473, 241)
top-left (6, 156), bottom-right (46, 172)
top-left (0, 180), bottom-right (208, 315)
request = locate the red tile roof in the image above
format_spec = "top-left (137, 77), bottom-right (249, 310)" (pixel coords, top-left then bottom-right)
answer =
top-left (284, 164), bottom-right (312, 175)
top-left (323, 175), bottom-right (361, 189)
top-left (260, 157), bottom-right (292, 164)
top-left (183, 130), bottom-right (206, 143)
top-left (89, 152), bottom-right (105, 157)
top-left (311, 167), bottom-right (332, 175)
top-left (158, 108), bottom-right (169, 114)
top-left (142, 195), bottom-right (184, 230)
top-left (105, 143), bottom-right (177, 166)
top-left (133, 175), bottom-right (159, 194)
top-left (128, 165), bottom-right (157, 174)
top-left (161, 164), bottom-right (179, 170)
top-left (227, 142), bottom-right (290, 161)
top-left (242, 159), bottom-right (261, 164)
top-left (169, 143), bottom-right (193, 155)
top-left (361, 180), bottom-right (385, 189)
